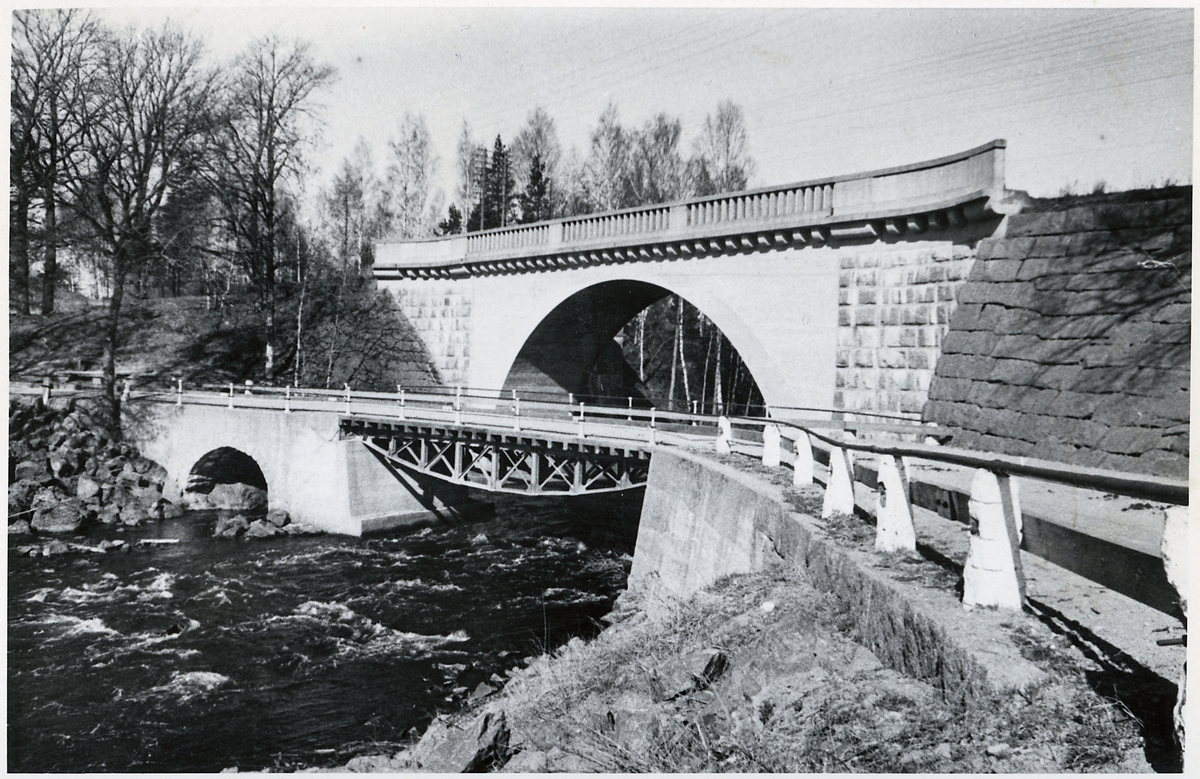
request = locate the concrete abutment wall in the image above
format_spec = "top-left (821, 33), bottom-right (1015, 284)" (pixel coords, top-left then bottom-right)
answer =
top-left (629, 448), bottom-right (1046, 704)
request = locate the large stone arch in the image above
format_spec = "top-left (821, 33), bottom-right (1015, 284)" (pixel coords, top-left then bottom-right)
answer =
top-left (455, 250), bottom-right (838, 412)
top-left (495, 278), bottom-right (777, 406)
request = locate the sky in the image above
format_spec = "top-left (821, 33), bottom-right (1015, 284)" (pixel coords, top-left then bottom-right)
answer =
top-left (89, 4), bottom-right (1193, 212)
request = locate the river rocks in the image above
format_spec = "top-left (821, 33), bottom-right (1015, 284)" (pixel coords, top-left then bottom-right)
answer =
top-left (206, 482), bottom-right (268, 512)
top-left (9, 519), bottom-right (32, 535)
top-left (75, 475), bottom-right (101, 501)
top-left (265, 509), bottom-right (291, 527)
top-left (8, 397), bottom-right (182, 534)
top-left (246, 519), bottom-right (284, 539)
top-left (14, 459), bottom-right (48, 482)
top-left (32, 498), bottom-right (87, 534)
top-left (410, 711), bottom-right (510, 772)
top-left (214, 514), bottom-right (252, 538)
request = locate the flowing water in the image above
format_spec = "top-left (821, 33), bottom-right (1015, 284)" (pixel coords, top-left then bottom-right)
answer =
top-left (8, 491), bottom-right (643, 772)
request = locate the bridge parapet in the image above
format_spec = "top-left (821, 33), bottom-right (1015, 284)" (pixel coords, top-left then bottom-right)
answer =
top-left (375, 140), bottom-right (1009, 279)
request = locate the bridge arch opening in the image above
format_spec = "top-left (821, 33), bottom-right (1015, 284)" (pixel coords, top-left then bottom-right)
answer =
top-left (186, 447), bottom-right (269, 510)
top-left (501, 280), bottom-right (766, 415)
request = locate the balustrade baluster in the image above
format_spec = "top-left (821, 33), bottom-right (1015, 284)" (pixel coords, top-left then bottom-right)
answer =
top-left (762, 424), bottom-right (781, 467)
top-left (963, 470), bottom-right (1025, 609)
top-left (822, 443), bottom-right (855, 517)
top-left (792, 430), bottom-right (814, 485)
top-left (715, 416), bottom-right (732, 454)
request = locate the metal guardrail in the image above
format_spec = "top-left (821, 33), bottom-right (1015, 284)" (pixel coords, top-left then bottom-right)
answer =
top-left (39, 377), bottom-right (1183, 615)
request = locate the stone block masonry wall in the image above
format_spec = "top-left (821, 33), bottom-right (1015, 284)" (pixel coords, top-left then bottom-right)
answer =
top-left (392, 285), bottom-right (473, 388)
top-left (925, 188), bottom-right (1191, 478)
top-left (836, 243), bottom-right (976, 416)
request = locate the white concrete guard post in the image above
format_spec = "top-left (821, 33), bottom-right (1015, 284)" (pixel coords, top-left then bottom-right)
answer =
top-left (762, 424), bottom-right (781, 468)
top-left (821, 444), bottom-right (856, 518)
top-left (962, 469), bottom-right (1025, 609)
top-left (1161, 504), bottom-right (1188, 753)
top-left (792, 429), bottom-right (814, 486)
top-left (875, 454), bottom-right (916, 553)
top-left (715, 416), bottom-right (733, 455)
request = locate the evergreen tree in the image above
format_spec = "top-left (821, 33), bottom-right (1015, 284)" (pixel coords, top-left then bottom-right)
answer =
top-left (437, 204), bottom-right (463, 235)
top-left (518, 154), bottom-right (552, 224)
top-left (467, 135), bottom-right (516, 231)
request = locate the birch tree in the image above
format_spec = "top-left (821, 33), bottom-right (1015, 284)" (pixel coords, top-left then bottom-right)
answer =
top-left (382, 112), bottom-right (438, 239)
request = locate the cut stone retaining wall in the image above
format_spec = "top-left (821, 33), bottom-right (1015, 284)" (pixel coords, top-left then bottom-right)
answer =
top-left (924, 188), bottom-right (1191, 478)
top-left (835, 243), bottom-right (976, 416)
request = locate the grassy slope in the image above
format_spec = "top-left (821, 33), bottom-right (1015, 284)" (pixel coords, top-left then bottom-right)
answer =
top-left (488, 564), bottom-right (1149, 773)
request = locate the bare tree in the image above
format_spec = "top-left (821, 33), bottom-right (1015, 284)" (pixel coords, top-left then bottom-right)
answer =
top-left (11, 9), bottom-right (101, 315)
top-left (689, 100), bottom-right (755, 195)
top-left (510, 106), bottom-right (563, 214)
top-left (628, 113), bottom-right (685, 206)
top-left (210, 34), bottom-right (335, 381)
top-left (381, 112), bottom-right (437, 239)
top-left (62, 22), bottom-right (219, 422)
top-left (454, 119), bottom-right (481, 223)
top-left (581, 103), bottom-right (632, 212)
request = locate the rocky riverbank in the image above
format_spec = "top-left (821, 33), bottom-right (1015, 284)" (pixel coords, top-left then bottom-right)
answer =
top-left (8, 396), bottom-right (183, 542)
top-left (304, 564), bottom-right (1151, 774)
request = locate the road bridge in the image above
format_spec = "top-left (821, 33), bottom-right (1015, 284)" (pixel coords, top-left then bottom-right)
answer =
top-left (374, 141), bottom-right (1021, 416)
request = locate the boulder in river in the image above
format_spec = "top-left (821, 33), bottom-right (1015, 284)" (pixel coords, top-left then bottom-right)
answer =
top-left (32, 498), bottom-right (85, 534)
top-left (9, 519), bottom-right (32, 535)
top-left (265, 509), bottom-right (290, 528)
top-left (246, 519), bottom-right (284, 539)
top-left (120, 502), bottom-right (151, 526)
top-left (214, 514), bottom-right (251, 538)
top-left (208, 483), bottom-right (268, 512)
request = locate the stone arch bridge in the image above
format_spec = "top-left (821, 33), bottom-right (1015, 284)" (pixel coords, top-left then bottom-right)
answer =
top-left (374, 140), bottom-right (1020, 417)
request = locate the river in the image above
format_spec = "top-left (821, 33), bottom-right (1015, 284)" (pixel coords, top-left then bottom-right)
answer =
top-left (7, 490), bottom-right (643, 772)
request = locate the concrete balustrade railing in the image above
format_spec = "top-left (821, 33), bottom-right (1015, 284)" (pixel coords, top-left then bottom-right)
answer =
top-left (373, 140), bottom-right (1009, 278)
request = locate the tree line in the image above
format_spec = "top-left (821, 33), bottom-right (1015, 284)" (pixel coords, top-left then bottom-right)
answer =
top-left (11, 9), bottom-right (762, 423)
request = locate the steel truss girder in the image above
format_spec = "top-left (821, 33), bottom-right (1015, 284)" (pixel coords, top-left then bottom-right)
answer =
top-left (349, 421), bottom-right (650, 496)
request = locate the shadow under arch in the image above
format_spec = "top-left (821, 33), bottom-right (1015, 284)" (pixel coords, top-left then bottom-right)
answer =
top-left (500, 279), bottom-right (768, 411)
top-left (187, 446), bottom-right (268, 495)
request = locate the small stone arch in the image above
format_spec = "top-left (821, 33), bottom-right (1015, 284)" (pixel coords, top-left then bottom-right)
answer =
top-left (185, 446), bottom-right (269, 511)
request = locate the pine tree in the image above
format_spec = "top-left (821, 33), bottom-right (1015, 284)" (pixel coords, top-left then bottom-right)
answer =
top-left (467, 135), bottom-right (517, 231)
top-left (518, 154), bottom-right (552, 223)
top-left (437, 204), bottom-right (463, 235)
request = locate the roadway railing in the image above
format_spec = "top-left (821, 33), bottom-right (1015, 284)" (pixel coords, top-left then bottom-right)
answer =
top-left (39, 377), bottom-right (1184, 616)
top-left (373, 140), bottom-right (1008, 275)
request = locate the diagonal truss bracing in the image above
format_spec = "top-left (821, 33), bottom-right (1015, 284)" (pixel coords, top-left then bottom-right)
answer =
top-left (344, 418), bottom-right (651, 496)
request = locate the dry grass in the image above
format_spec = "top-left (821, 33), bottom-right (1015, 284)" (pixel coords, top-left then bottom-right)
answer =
top-left (480, 565), bottom-right (1148, 773)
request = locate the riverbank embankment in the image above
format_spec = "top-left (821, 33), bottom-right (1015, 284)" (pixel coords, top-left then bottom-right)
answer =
top-left (318, 448), bottom-right (1172, 773)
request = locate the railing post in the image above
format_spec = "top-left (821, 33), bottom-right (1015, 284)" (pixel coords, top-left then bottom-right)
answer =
top-left (344, 383), bottom-right (352, 414)
top-left (875, 455), bottom-right (916, 553)
top-left (691, 399), bottom-right (698, 423)
top-left (627, 396), bottom-right (633, 421)
top-left (398, 387), bottom-right (407, 420)
top-left (285, 385), bottom-right (292, 413)
top-left (822, 443), bottom-right (855, 518)
top-left (228, 382), bottom-right (234, 409)
top-left (41, 375), bottom-right (52, 405)
top-left (716, 416), bottom-right (732, 454)
top-left (962, 469), bottom-right (1025, 610)
top-left (568, 392), bottom-right (574, 406)
top-left (762, 424), bottom-right (781, 468)
top-left (578, 401), bottom-right (585, 439)
top-left (792, 430), bottom-right (814, 486)
top-left (244, 380), bottom-right (253, 395)
top-left (649, 406), bottom-right (657, 446)
top-left (454, 385), bottom-right (462, 425)
top-left (175, 377), bottom-right (183, 407)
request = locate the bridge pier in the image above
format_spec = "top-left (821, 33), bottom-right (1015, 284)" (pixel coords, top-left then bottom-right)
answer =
top-left (125, 403), bottom-right (485, 535)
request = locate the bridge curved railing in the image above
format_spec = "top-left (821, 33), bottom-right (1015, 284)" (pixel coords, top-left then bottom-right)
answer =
top-left (28, 375), bottom-right (1181, 616)
top-left (373, 140), bottom-right (1008, 275)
